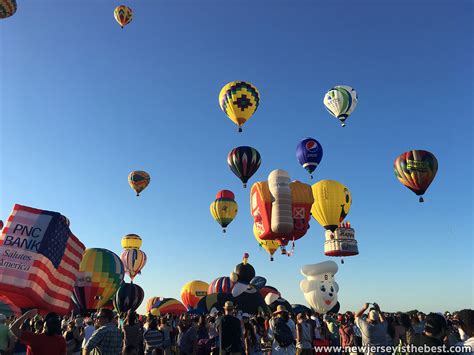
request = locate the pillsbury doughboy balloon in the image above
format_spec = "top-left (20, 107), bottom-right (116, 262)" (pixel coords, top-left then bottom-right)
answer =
top-left (300, 261), bottom-right (339, 314)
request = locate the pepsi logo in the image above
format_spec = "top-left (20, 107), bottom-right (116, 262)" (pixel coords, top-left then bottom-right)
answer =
top-left (305, 140), bottom-right (319, 151)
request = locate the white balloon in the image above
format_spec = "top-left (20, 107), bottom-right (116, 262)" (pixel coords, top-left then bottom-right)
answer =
top-left (300, 261), bottom-right (339, 314)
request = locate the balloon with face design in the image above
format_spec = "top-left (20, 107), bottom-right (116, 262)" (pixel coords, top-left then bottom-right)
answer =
top-left (311, 180), bottom-right (352, 232)
top-left (300, 261), bottom-right (339, 314)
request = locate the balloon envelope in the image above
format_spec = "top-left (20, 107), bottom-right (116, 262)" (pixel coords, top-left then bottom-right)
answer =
top-left (128, 171), bottom-right (150, 196)
top-left (0, 0), bottom-right (16, 19)
top-left (121, 234), bottom-right (142, 250)
top-left (114, 5), bottom-right (133, 28)
top-left (208, 277), bottom-right (233, 294)
top-left (180, 280), bottom-right (209, 310)
top-left (210, 190), bottom-right (238, 232)
top-left (113, 282), bottom-right (144, 313)
top-left (219, 81), bottom-right (260, 132)
top-left (72, 248), bottom-right (124, 312)
top-left (227, 146), bottom-right (261, 188)
top-left (149, 298), bottom-right (187, 316)
top-left (120, 249), bottom-right (147, 281)
top-left (311, 180), bottom-right (352, 232)
top-left (296, 138), bottom-right (323, 177)
top-left (394, 150), bottom-right (438, 202)
top-left (323, 85), bottom-right (358, 127)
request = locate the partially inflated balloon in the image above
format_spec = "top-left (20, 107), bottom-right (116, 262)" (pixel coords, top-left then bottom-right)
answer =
top-left (228, 146), bottom-right (261, 188)
top-left (180, 280), bottom-right (209, 310)
top-left (120, 249), bottom-right (147, 281)
top-left (149, 298), bottom-right (186, 316)
top-left (296, 138), bottom-right (323, 179)
top-left (210, 190), bottom-right (238, 233)
top-left (128, 171), bottom-right (150, 196)
top-left (323, 86), bottom-right (358, 127)
top-left (219, 81), bottom-right (260, 132)
top-left (253, 223), bottom-right (279, 261)
top-left (394, 150), bottom-right (438, 202)
top-left (311, 180), bottom-right (351, 232)
top-left (113, 282), bottom-right (144, 313)
top-left (114, 5), bottom-right (133, 28)
top-left (0, 0), bottom-right (16, 19)
top-left (121, 234), bottom-right (142, 250)
top-left (208, 277), bottom-right (233, 294)
top-left (72, 248), bottom-right (124, 312)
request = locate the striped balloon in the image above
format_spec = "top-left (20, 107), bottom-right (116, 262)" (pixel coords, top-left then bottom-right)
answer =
top-left (394, 150), bottom-right (438, 202)
top-left (208, 276), bottom-right (233, 294)
top-left (113, 282), bottom-right (144, 313)
top-left (128, 171), bottom-right (150, 196)
top-left (149, 298), bottom-right (187, 316)
top-left (0, 0), bottom-right (17, 19)
top-left (120, 249), bottom-right (147, 281)
top-left (227, 146), bottom-right (261, 188)
top-left (210, 190), bottom-right (238, 233)
top-left (323, 85), bottom-right (358, 127)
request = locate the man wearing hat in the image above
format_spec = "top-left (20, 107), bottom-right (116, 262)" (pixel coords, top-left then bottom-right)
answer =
top-left (217, 301), bottom-right (243, 355)
top-left (411, 312), bottom-right (448, 355)
top-left (269, 305), bottom-right (296, 354)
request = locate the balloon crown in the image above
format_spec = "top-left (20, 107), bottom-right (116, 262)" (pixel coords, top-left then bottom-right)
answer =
top-left (216, 190), bottom-right (235, 200)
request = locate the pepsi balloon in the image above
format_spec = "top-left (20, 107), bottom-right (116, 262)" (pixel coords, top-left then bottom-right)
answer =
top-left (296, 138), bottom-right (323, 179)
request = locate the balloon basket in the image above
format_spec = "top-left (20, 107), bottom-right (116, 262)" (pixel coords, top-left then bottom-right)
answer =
top-left (238, 127), bottom-right (242, 133)
top-left (419, 196), bottom-right (424, 203)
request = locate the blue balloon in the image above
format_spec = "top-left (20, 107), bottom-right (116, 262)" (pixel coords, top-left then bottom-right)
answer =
top-left (296, 137), bottom-right (323, 178)
top-left (250, 276), bottom-right (267, 290)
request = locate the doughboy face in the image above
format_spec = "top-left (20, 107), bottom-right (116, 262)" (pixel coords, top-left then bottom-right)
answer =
top-left (300, 261), bottom-right (339, 314)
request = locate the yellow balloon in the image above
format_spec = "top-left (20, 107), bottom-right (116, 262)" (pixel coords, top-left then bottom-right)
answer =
top-left (311, 180), bottom-right (352, 232)
top-left (219, 81), bottom-right (260, 132)
top-left (180, 280), bottom-right (209, 309)
top-left (121, 234), bottom-right (142, 250)
top-left (253, 224), bottom-right (279, 261)
top-left (210, 190), bottom-right (238, 233)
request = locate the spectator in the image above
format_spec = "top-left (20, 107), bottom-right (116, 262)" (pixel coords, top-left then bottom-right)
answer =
top-left (159, 317), bottom-right (172, 355)
top-left (122, 311), bottom-right (143, 354)
top-left (64, 320), bottom-right (82, 355)
top-left (0, 314), bottom-right (13, 355)
top-left (455, 310), bottom-right (473, 354)
top-left (355, 303), bottom-right (388, 355)
top-left (269, 305), bottom-right (296, 355)
top-left (10, 309), bottom-right (67, 355)
top-left (81, 319), bottom-right (96, 350)
top-left (217, 301), bottom-right (243, 355)
top-left (143, 317), bottom-right (163, 355)
top-left (411, 313), bottom-right (447, 355)
top-left (82, 308), bottom-right (122, 355)
top-left (296, 313), bottom-right (313, 355)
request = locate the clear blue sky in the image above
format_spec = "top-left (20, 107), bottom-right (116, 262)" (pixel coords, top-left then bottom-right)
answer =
top-left (1, 0), bottom-right (472, 315)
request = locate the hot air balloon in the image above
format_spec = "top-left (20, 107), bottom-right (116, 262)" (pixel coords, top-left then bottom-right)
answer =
top-left (394, 150), bottom-right (438, 202)
top-left (72, 248), bottom-right (124, 312)
top-left (250, 170), bottom-right (314, 254)
top-left (0, 0), bottom-right (16, 19)
top-left (149, 298), bottom-right (187, 316)
top-left (323, 85), bottom-right (358, 127)
top-left (210, 190), bottom-right (238, 233)
top-left (114, 5), bottom-right (133, 28)
top-left (128, 171), bottom-right (150, 196)
top-left (296, 138), bottom-right (323, 179)
top-left (311, 180), bottom-right (352, 232)
top-left (180, 280), bottom-right (209, 310)
top-left (208, 277), bottom-right (233, 294)
top-left (227, 146), bottom-right (261, 188)
top-left (324, 221), bottom-right (359, 264)
top-left (121, 234), bottom-right (142, 250)
top-left (120, 249), bottom-right (147, 281)
top-left (113, 282), bottom-right (144, 313)
top-left (196, 293), bottom-right (234, 313)
top-left (253, 224), bottom-right (279, 261)
top-left (219, 81), bottom-right (260, 132)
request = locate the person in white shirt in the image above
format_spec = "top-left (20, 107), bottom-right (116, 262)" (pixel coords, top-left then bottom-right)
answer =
top-left (455, 309), bottom-right (474, 355)
top-left (268, 305), bottom-right (296, 355)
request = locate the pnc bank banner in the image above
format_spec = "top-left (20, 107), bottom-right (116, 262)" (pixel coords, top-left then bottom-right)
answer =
top-left (0, 204), bottom-right (85, 314)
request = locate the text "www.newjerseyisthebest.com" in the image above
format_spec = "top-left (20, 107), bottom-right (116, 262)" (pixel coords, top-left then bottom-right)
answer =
top-left (314, 344), bottom-right (473, 353)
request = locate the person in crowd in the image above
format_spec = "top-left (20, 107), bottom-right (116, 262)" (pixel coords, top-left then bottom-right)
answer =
top-left (82, 308), bottom-right (122, 355)
top-left (411, 312), bottom-right (447, 355)
top-left (179, 315), bottom-right (197, 355)
top-left (242, 313), bottom-right (259, 355)
top-left (10, 309), bottom-right (67, 355)
top-left (339, 313), bottom-right (356, 350)
top-left (0, 314), bottom-right (13, 355)
top-left (217, 301), bottom-right (243, 355)
top-left (323, 314), bottom-right (340, 347)
top-left (295, 313), bottom-right (313, 355)
top-left (159, 317), bottom-right (172, 355)
top-left (355, 303), bottom-right (388, 355)
top-left (81, 318), bottom-right (96, 350)
top-left (269, 305), bottom-right (296, 355)
top-left (455, 309), bottom-right (473, 354)
top-left (64, 319), bottom-right (83, 355)
top-left (143, 317), bottom-right (163, 355)
top-left (122, 311), bottom-right (143, 354)
top-left (393, 313), bottom-right (414, 349)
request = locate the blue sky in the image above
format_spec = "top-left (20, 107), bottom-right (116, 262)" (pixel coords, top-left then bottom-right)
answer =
top-left (1, 0), bottom-right (472, 314)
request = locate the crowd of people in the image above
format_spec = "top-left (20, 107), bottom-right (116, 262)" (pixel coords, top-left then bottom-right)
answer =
top-left (0, 302), bottom-right (472, 355)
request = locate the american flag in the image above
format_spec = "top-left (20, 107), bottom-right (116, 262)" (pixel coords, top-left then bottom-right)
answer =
top-left (0, 204), bottom-right (85, 314)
